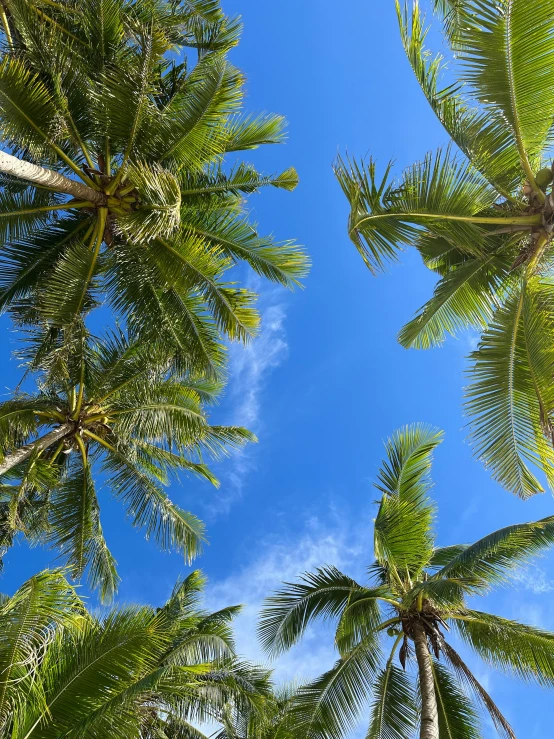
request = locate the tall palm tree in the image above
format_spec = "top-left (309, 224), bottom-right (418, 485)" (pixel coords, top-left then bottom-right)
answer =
top-left (0, 0), bottom-right (308, 375)
top-left (0, 567), bottom-right (270, 738)
top-left (335, 0), bottom-right (554, 498)
top-left (0, 327), bottom-right (254, 600)
top-left (260, 424), bottom-right (554, 739)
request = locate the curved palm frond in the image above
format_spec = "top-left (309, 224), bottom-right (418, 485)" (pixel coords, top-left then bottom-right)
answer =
top-left (466, 276), bottom-right (554, 497)
top-left (258, 566), bottom-right (364, 656)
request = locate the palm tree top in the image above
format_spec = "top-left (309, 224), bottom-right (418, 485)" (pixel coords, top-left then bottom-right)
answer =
top-left (335, 0), bottom-right (554, 498)
top-left (260, 424), bottom-right (554, 739)
top-left (0, 0), bottom-right (309, 376)
top-left (0, 327), bottom-right (255, 601)
top-left (0, 567), bottom-right (272, 738)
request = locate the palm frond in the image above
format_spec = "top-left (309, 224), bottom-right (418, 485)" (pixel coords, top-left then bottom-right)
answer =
top-left (466, 276), bottom-right (554, 497)
top-left (334, 148), bottom-right (500, 274)
top-left (441, 639), bottom-right (516, 739)
top-left (454, 0), bottom-right (554, 186)
top-left (222, 113), bottom-right (287, 152)
top-left (367, 646), bottom-right (417, 739)
top-left (453, 609), bottom-right (554, 686)
top-left (0, 569), bottom-right (80, 729)
top-left (290, 633), bottom-right (381, 739)
top-left (398, 238), bottom-right (513, 348)
top-left (436, 514), bottom-right (554, 589)
top-left (103, 445), bottom-right (206, 563)
top-left (373, 423), bottom-right (443, 578)
top-left (430, 660), bottom-right (481, 739)
top-left (397, 0), bottom-right (524, 196)
top-left (258, 566), bottom-right (362, 656)
top-left (49, 459), bottom-right (119, 601)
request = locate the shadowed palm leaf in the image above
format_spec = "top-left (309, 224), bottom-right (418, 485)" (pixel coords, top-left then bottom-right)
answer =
top-left (0, 328), bottom-right (254, 600)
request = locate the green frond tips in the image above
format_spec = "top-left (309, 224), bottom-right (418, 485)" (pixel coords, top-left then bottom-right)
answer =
top-left (335, 148), bottom-right (498, 274)
top-left (0, 566), bottom-right (253, 736)
top-left (373, 424), bottom-right (442, 577)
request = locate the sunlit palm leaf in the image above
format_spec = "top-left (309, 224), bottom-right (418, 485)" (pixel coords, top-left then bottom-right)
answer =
top-left (466, 276), bottom-right (554, 497)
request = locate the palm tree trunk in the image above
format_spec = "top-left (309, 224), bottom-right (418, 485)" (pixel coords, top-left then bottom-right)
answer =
top-left (0, 423), bottom-right (73, 476)
top-left (413, 621), bottom-right (439, 739)
top-left (0, 151), bottom-right (106, 205)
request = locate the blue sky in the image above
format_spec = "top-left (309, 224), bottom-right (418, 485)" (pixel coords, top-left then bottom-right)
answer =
top-left (2, 1), bottom-right (554, 736)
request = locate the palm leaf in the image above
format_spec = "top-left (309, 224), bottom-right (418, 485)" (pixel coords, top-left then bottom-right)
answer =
top-left (366, 647), bottom-right (417, 739)
top-left (290, 633), bottom-right (381, 739)
top-left (0, 570), bottom-right (81, 731)
top-left (440, 639), bottom-right (515, 739)
top-left (102, 445), bottom-right (206, 563)
top-left (436, 515), bottom-right (554, 589)
top-left (334, 147), bottom-right (501, 274)
top-left (258, 566), bottom-right (362, 656)
top-left (48, 459), bottom-right (119, 602)
top-left (373, 423), bottom-right (443, 578)
top-left (398, 238), bottom-right (513, 348)
top-left (397, 0), bottom-right (524, 196)
top-left (466, 276), bottom-right (554, 497)
top-left (454, 0), bottom-right (554, 186)
top-left (429, 660), bottom-right (481, 739)
top-left (453, 610), bottom-right (554, 686)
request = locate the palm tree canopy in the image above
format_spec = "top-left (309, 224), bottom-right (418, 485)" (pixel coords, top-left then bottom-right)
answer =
top-left (0, 567), bottom-right (271, 738)
top-left (0, 326), bottom-right (254, 601)
top-left (335, 0), bottom-right (554, 498)
top-left (260, 424), bottom-right (554, 739)
top-left (0, 0), bottom-right (308, 377)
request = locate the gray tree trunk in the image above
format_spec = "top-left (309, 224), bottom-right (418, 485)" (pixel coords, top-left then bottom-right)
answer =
top-left (413, 621), bottom-right (439, 739)
top-left (0, 150), bottom-right (105, 204)
top-left (0, 423), bottom-right (73, 476)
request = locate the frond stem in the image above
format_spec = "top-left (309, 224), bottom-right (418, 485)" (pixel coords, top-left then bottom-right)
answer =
top-left (73, 207), bottom-right (107, 316)
top-left (0, 2), bottom-right (13, 50)
top-left (504, 0), bottom-right (545, 203)
top-left (376, 617), bottom-right (402, 632)
top-left (0, 202), bottom-right (94, 219)
top-left (35, 410), bottom-right (66, 423)
top-left (350, 212), bottom-right (542, 237)
top-left (27, 3), bottom-right (86, 46)
top-left (81, 429), bottom-right (116, 453)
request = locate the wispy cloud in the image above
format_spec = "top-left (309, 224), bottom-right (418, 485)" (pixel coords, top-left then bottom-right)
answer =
top-left (205, 512), bottom-right (367, 683)
top-left (511, 564), bottom-right (554, 595)
top-left (207, 283), bottom-right (290, 516)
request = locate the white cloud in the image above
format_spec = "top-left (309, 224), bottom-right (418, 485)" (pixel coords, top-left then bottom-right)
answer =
top-left (204, 512), bottom-right (367, 684)
top-left (511, 564), bottom-right (554, 595)
top-left (207, 283), bottom-right (290, 516)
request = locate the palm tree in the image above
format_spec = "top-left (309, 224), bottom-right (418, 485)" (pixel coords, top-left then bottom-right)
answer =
top-left (335, 0), bottom-right (554, 498)
top-left (0, 0), bottom-right (308, 376)
top-left (0, 327), bottom-right (254, 600)
top-left (214, 684), bottom-right (298, 739)
top-left (260, 424), bottom-right (554, 739)
top-left (0, 567), bottom-right (270, 738)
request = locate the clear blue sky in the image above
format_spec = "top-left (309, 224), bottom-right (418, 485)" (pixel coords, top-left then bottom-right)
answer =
top-left (2, 1), bottom-right (553, 735)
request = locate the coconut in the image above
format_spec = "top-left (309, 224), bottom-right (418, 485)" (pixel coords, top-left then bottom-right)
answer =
top-left (535, 167), bottom-right (553, 189)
